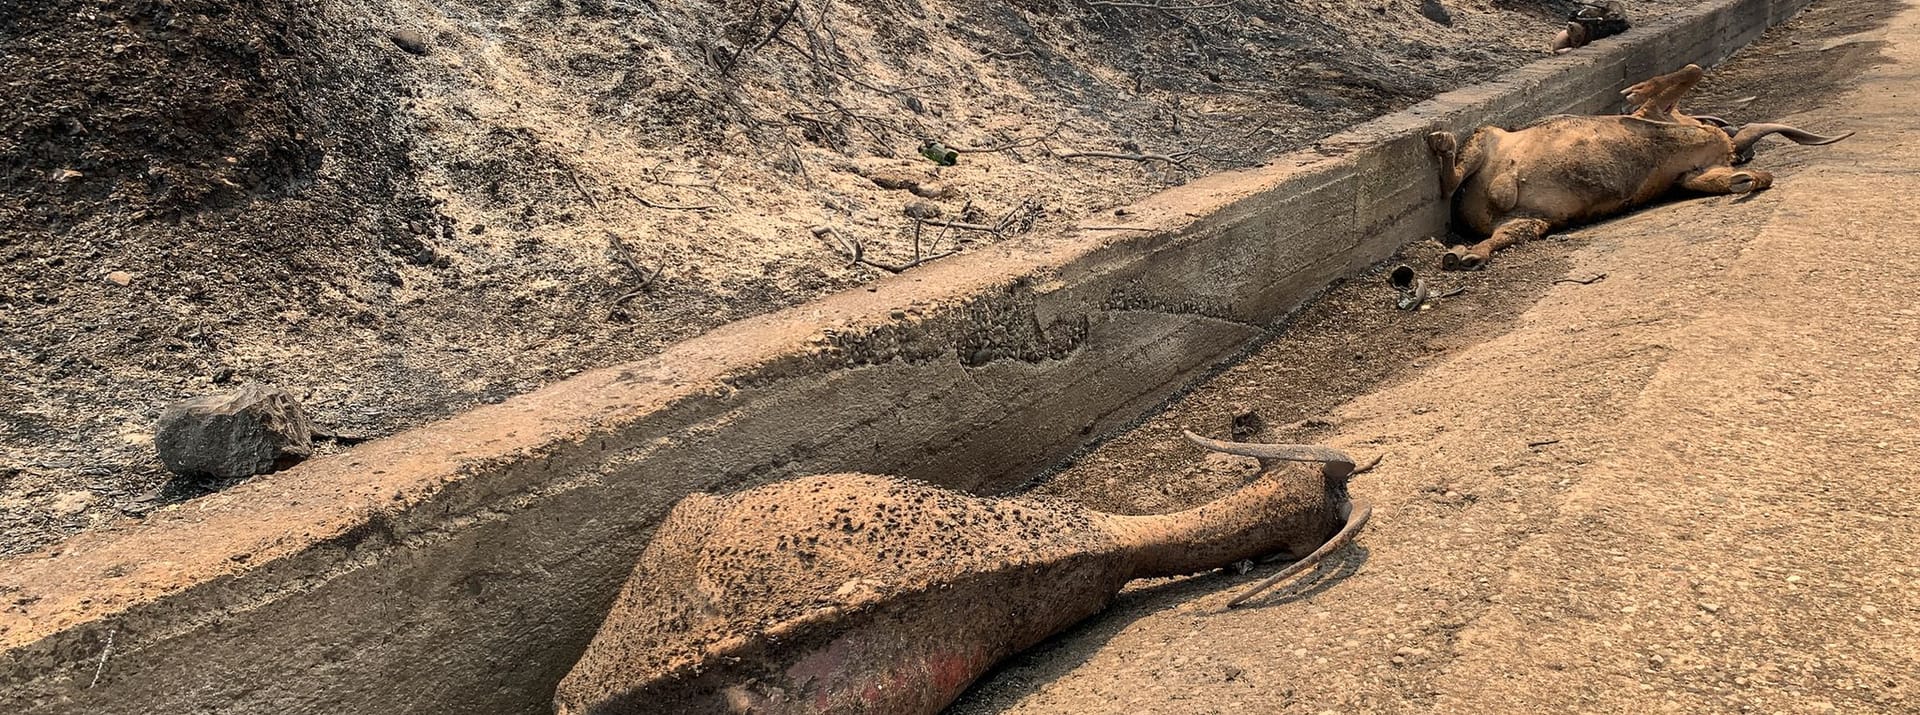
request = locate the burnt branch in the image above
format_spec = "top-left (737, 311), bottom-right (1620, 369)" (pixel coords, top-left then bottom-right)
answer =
top-left (1053, 148), bottom-right (1197, 169)
top-left (720, 0), bottom-right (803, 76)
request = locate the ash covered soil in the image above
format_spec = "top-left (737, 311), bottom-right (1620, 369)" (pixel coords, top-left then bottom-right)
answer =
top-left (0, 0), bottom-right (1697, 553)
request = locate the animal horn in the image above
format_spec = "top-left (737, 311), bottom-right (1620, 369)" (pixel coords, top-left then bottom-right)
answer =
top-left (1732, 123), bottom-right (1855, 153)
top-left (1224, 500), bottom-right (1374, 608)
top-left (1182, 430), bottom-right (1358, 478)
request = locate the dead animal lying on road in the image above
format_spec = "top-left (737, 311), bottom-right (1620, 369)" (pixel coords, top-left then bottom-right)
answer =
top-left (1430, 63), bottom-right (1852, 270)
top-left (555, 433), bottom-right (1375, 715)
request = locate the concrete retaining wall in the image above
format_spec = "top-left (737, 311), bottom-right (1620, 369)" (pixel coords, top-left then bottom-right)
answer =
top-left (0, 0), bottom-right (1812, 711)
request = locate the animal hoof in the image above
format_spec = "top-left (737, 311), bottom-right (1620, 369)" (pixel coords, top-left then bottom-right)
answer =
top-left (1440, 246), bottom-right (1481, 271)
top-left (1728, 172), bottom-right (1756, 193)
top-left (1426, 131), bottom-right (1456, 156)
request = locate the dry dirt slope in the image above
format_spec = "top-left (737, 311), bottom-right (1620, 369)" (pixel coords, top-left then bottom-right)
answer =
top-left (0, 0), bottom-right (1702, 554)
top-left (954, 0), bottom-right (1918, 711)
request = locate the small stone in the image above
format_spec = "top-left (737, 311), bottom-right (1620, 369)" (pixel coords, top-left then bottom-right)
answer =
top-left (1419, 0), bottom-right (1453, 25)
top-left (154, 384), bottom-right (315, 479)
top-left (909, 183), bottom-right (959, 200)
top-left (104, 271), bottom-right (132, 286)
top-left (1699, 602), bottom-right (1721, 613)
top-left (903, 201), bottom-right (943, 220)
top-left (389, 30), bottom-right (430, 56)
top-left (48, 490), bottom-right (95, 515)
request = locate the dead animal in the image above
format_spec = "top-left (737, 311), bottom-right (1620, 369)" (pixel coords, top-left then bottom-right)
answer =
top-left (555, 432), bottom-right (1374, 714)
top-left (1428, 64), bottom-right (1852, 271)
top-left (1549, 1), bottom-right (1630, 53)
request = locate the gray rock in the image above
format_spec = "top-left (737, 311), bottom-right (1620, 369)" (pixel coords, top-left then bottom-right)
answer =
top-left (388, 30), bottom-right (430, 56)
top-left (154, 384), bottom-right (314, 479)
top-left (1420, 0), bottom-right (1453, 26)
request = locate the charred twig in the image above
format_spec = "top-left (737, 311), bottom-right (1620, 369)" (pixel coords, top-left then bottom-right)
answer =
top-left (917, 219), bottom-right (1002, 232)
top-left (1080, 225), bottom-right (1158, 232)
top-left (816, 225), bottom-right (957, 274)
top-left (952, 125), bottom-right (1067, 154)
top-left (720, 0), bottom-right (802, 75)
top-left (606, 233), bottom-right (662, 305)
top-left (1054, 148), bottom-right (1196, 169)
top-left (917, 197), bottom-right (1037, 236)
top-left (1554, 272), bottom-right (1608, 285)
top-left (565, 170), bottom-right (601, 210)
top-left (620, 186), bottom-right (716, 212)
top-left (1527, 438), bottom-right (1562, 448)
top-left (1085, 0), bottom-right (1239, 10)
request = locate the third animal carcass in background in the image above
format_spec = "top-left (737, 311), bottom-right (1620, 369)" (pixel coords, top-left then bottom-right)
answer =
top-left (1551, 1), bottom-right (1632, 53)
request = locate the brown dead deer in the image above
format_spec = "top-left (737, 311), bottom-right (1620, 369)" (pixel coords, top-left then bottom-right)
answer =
top-left (555, 433), bottom-right (1375, 715)
top-left (1430, 64), bottom-right (1852, 271)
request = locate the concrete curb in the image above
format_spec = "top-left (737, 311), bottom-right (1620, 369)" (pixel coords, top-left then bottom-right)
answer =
top-left (0, 0), bottom-right (1812, 712)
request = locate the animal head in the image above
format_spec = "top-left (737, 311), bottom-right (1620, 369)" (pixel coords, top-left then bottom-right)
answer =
top-left (1622, 64), bottom-right (1854, 163)
top-left (1550, 1), bottom-right (1629, 53)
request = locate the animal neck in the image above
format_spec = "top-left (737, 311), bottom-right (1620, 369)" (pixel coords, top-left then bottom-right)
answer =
top-left (1105, 469), bottom-right (1336, 580)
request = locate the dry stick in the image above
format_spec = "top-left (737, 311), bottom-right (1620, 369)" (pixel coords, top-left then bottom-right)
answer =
top-left (952, 124), bottom-right (1067, 154)
top-left (606, 233), bottom-right (662, 306)
top-left (1554, 272), bottom-right (1608, 285)
top-left (1085, 0), bottom-right (1239, 9)
top-left (1054, 149), bottom-right (1195, 169)
top-left (567, 173), bottom-right (667, 307)
top-left (89, 630), bottom-right (115, 689)
top-left (720, 0), bottom-right (802, 75)
top-left (565, 170), bottom-right (600, 210)
top-left (620, 186), bottom-right (715, 211)
top-left (817, 226), bottom-right (956, 274)
top-left (919, 197), bottom-right (1037, 235)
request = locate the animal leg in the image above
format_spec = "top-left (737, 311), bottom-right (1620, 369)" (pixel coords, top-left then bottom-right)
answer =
top-left (1679, 166), bottom-right (1774, 194)
top-left (1427, 129), bottom-right (1486, 199)
top-left (1442, 217), bottom-right (1550, 271)
top-left (1623, 64), bottom-right (1706, 120)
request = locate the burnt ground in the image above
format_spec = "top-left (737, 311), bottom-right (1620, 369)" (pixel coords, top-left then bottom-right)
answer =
top-left (0, 0), bottom-right (1704, 554)
top-left (951, 0), bottom-right (1915, 711)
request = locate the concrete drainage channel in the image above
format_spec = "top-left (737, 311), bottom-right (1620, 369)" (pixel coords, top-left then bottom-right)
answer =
top-left (0, 0), bottom-right (1813, 712)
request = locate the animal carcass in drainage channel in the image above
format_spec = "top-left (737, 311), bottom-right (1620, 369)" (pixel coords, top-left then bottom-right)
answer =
top-left (555, 432), bottom-right (1376, 714)
top-left (1429, 63), bottom-right (1852, 271)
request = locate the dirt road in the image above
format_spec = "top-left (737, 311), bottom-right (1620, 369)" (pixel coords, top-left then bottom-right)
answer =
top-left (954, 0), bottom-right (1919, 712)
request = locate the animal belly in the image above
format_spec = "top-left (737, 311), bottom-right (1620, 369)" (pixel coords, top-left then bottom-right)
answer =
top-left (739, 562), bottom-right (1121, 714)
top-left (562, 555), bottom-right (1127, 715)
